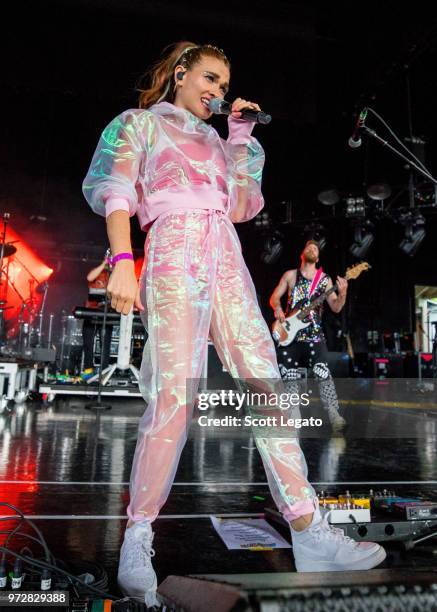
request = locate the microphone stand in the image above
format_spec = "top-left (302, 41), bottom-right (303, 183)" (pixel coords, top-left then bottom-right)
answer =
top-left (361, 125), bottom-right (437, 185)
top-left (85, 256), bottom-right (112, 413)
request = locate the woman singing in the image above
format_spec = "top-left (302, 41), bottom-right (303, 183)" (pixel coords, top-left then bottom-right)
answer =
top-left (83, 41), bottom-right (385, 606)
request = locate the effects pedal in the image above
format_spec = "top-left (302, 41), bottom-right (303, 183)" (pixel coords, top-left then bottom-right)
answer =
top-left (392, 501), bottom-right (437, 520)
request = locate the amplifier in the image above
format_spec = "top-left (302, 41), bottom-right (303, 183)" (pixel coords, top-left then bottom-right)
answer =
top-left (397, 352), bottom-right (436, 378)
top-left (382, 332), bottom-right (400, 353)
top-left (418, 352), bottom-right (435, 378)
top-left (400, 332), bottom-right (415, 352)
top-left (371, 353), bottom-right (404, 378)
top-left (380, 331), bottom-right (415, 353)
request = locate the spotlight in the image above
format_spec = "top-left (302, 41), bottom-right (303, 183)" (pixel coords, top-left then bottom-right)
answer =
top-left (345, 196), bottom-right (366, 218)
top-left (261, 230), bottom-right (284, 264)
top-left (316, 236), bottom-right (326, 251)
top-left (349, 222), bottom-right (374, 258)
top-left (399, 228), bottom-right (425, 256)
top-left (317, 188), bottom-right (340, 206)
top-left (399, 211), bottom-right (426, 256)
top-left (304, 223), bottom-right (326, 251)
top-left (255, 211), bottom-right (271, 228)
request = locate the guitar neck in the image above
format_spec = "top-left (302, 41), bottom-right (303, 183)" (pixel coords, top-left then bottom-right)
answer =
top-left (299, 284), bottom-right (337, 317)
top-left (293, 263), bottom-right (368, 321)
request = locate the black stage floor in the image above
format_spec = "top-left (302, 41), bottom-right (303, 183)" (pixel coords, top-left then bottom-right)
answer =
top-left (1, 396), bottom-right (437, 603)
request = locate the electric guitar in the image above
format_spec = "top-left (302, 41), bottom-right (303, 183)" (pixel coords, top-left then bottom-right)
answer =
top-left (272, 262), bottom-right (370, 347)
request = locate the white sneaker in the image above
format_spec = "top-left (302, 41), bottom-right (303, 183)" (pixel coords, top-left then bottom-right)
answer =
top-left (291, 509), bottom-right (386, 572)
top-left (327, 407), bottom-right (346, 432)
top-left (117, 521), bottom-right (159, 607)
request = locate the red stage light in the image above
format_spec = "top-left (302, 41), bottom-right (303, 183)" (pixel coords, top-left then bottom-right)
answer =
top-left (0, 227), bottom-right (53, 338)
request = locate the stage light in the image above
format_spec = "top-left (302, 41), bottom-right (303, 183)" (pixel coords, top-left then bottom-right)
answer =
top-left (304, 223), bottom-right (327, 251)
top-left (261, 231), bottom-right (284, 264)
top-left (316, 236), bottom-right (326, 251)
top-left (399, 228), bottom-right (426, 256)
top-left (345, 196), bottom-right (366, 218)
top-left (255, 211), bottom-right (271, 228)
top-left (399, 211), bottom-right (426, 256)
top-left (0, 227), bottom-right (53, 339)
top-left (349, 222), bottom-right (374, 258)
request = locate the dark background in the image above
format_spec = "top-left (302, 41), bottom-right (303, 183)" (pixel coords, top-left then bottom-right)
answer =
top-left (2, 0), bottom-right (437, 349)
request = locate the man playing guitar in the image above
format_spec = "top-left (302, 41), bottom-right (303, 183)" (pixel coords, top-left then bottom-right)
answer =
top-left (270, 240), bottom-right (347, 431)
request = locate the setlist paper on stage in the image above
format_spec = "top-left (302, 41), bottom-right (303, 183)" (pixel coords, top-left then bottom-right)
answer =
top-left (210, 516), bottom-right (292, 550)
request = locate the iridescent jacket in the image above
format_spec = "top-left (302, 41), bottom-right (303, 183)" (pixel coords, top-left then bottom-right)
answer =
top-left (82, 102), bottom-right (265, 230)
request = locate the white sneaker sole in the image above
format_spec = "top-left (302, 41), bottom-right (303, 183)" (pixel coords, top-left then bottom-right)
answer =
top-left (295, 544), bottom-right (386, 572)
top-left (118, 574), bottom-right (159, 607)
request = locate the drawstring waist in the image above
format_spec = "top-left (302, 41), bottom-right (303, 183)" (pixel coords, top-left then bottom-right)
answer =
top-left (199, 209), bottom-right (227, 261)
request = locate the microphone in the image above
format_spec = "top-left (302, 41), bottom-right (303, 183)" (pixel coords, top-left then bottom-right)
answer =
top-left (208, 98), bottom-right (272, 125)
top-left (348, 108), bottom-right (368, 148)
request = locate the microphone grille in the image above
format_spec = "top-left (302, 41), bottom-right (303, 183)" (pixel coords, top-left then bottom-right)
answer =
top-left (259, 113), bottom-right (272, 125)
top-left (348, 137), bottom-right (362, 149)
top-left (208, 98), bottom-right (224, 113)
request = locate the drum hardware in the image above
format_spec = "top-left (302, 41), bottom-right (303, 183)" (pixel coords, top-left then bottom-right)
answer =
top-left (0, 212), bottom-right (17, 345)
top-left (11, 258), bottom-right (51, 349)
top-left (59, 313), bottom-right (83, 373)
top-left (48, 313), bottom-right (54, 346)
top-left (82, 248), bottom-right (114, 411)
top-left (34, 281), bottom-right (49, 347)
top-left (11, 282), bottom-right (52, 359)
top-left (0, 212), bottom-right (54, 361)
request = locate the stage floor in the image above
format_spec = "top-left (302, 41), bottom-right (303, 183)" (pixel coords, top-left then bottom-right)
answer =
top-left (1, 396), bottom-right (437, 601)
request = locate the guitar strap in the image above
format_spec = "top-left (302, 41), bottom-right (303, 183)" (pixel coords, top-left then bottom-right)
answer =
top-left (308, 267), bottom-right (324, 298)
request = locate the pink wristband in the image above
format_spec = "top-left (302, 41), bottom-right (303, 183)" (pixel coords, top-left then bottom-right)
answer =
top-left (110, 252), bottom-right (134, 265)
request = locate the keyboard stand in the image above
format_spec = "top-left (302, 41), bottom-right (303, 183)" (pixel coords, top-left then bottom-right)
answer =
top-left (87, 310), bottom-right (140, 386)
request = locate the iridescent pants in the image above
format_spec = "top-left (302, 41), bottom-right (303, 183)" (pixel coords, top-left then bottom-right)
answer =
top-left (127, 210), bottom-right (315, 523)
